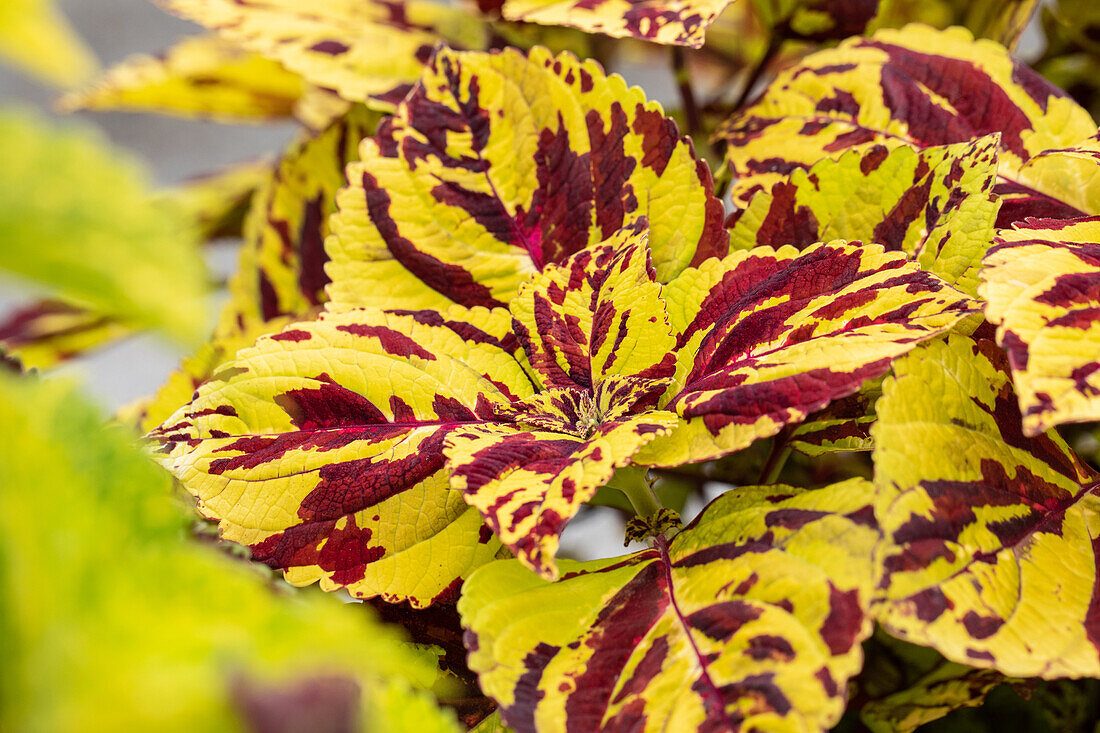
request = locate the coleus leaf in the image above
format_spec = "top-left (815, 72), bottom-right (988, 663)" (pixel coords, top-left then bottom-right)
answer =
top-left (789, 382), bottom-right (880, 456)
top-left (160, 157), bottom-right (274, 242)
top-left (458, 478), bottom-right (877, 732)
top-left (872, 333), bottom-right (1100, 677)
top-left (753, 0), bottom-right (881, 42)
top-left (0, 0), bottom-right (96, 87)
top-left (717, 23), bottom-right (1099, 226)
top-left (160, 0), bottom-right (489, 110)
top-left (0, 110), bottom-right (209, 344)
top-left (216, 105), bottom-right (378, 338)
top-left (979, 217), bottom-right (1100, 435)
top-left (58, 34), bottom-right (305, 123)
top-left (496, 0), bottom-right (733, 48)
top-left (0, 299), bottom-right (131, 371)
top-left (151, 307), bottom-right (530, 607)
top-left (327, 45), bottom-right (728, 312)
top-left (1, 373), bottom-right (460, 733)
top-left (728, 137), bottom-right (1001, 297)
top-left (444, 230), bottom-right (679, 579)
top-left (860, 660), bottom-right (1019, 733)
top-left (635, 240), bottom-right (976, 466)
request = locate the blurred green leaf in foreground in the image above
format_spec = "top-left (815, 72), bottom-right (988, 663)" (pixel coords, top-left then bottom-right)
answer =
top-left (0, 372), bottom-right (461, 733)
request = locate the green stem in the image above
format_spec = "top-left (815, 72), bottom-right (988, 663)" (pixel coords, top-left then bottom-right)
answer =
top-left (606, 465), bottom-right (663, 518)
top-left (758, 429), bottom-right (793, 485)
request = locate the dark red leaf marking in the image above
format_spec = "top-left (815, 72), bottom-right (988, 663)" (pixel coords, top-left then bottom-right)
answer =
top-left (297, 194), bottom-right (330, 304)
top-left (820, 586), bottom-right (863, 655)
top-left (335, 322), bottom-right (435, 360)
top-left (360, 170), bottom-right (501, 307)
top-left (274, 381), bottom-right (389, 430)
top-left (309, 40), bottom-right (350, 55)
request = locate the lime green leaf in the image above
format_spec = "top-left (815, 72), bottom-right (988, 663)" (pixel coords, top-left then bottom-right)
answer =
top-left (636, 240), bottom-right (975, 466)
top-left (327, 45), bottom-right (728, 313)
top-left (872, 334), bottom-right (1100, 678)
top-left (0, 372), bottom-right (458, 732)
top-left (728, 137), bottom-right (1001, 296)
top-left (0, 0), bottom-right (97, 87)
top-left (58, 34), bottom-right (306, 123)
top-left (717, 24), bottom-right (1098, 226)
top-left (161, 0), bottom-right (489, 109)
top-left (459, 479), bottom-right (875, 731)
top-left (979, 217), bottom-right (1100, 435)
top-left (216, 105), bottom-right (378, 338)
top-left (0, 111), bottom-right (209, 344)
top-left (150, 307), bottom-right (530, 607)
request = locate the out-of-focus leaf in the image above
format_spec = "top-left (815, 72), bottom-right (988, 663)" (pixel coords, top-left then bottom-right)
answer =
top-left (753, 0), bottom-right (880, 41)
top-left (58, 34), bottom-right (305, 123)
top-left (160, 0), bottom-right (489, 109)
top-left (0, 372), bottom-right (459, 732)
top-left (498, 0), bottom-right (735, 48)
top-left (717, 24), bottom-right (1099, 228)
top-left (459, 479), bottom-right (876, 731)
top-left (217, 105), bottom-right (377, 337)
top-left (728, 137), bottom-right (1000, 296)
top-left (0, 299), bottom-right (131, 370)
top-left (0, 111), bottom-right (209, 344)
top-left (327, 45), bottom-right (728, 313)
top-left (0, 0), bottom-right (97, 87)
top-left (962, 0), bottom-right (1039, 50)
top-left (861, 661), bottom-right (1018, 733)
top-left (150, 308), bottom-right (527, 607)
top-left (979, 217), bottom-right (1100, 435)
top-left (872, 334), bottom-right (1100, 678)
top-left (160, 157), bottom-right (273, 242)
top-left (634, 241), bottom-right (975, 467)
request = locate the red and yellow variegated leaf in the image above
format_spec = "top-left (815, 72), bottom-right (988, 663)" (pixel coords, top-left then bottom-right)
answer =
top-left (872, 334), bottom-right (1100, 677)
top-left (445, 235), bottom-right (680, 578)
top-left (444, 406), bottom-right (676, 579)
top-left (980, 218), bottom-right (1100, 435)
top-left (160, 158), bottom-right (273, 242)
top-left (160, 0), bottom-right (489, 110)
top-left (58, 35), bottom-right (305, 123)
top-left (150, 307), bottom-right (534, 607)
top-left (790, 382), bottom-right (880, 456)
top-left (498, 0), bottom-right (733, 48)
top-left (327, 46), bottom-right (728, 312)
top-left (717, 24), bottom-right (1098, 225)
top-left (635, 241), bottom-right (976, 466)
top-left (0, 299), bottom-right (131, 370)
top-left (1013, 129), bottom-right (1100, 219)
top-left (728, 137), bottom-right (1001, 296)
top-left (510, 228), bottom-right (676, 391)
top-left (458, 479), bottom-right (876, 731)
top-left (860, 660), bottom-right (1019, 733)
top-left (217, 105), bottom-right (377, 338)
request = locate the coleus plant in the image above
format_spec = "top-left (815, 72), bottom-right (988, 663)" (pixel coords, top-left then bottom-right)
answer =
top-left (8, 0), bottom-right (1100, 731)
